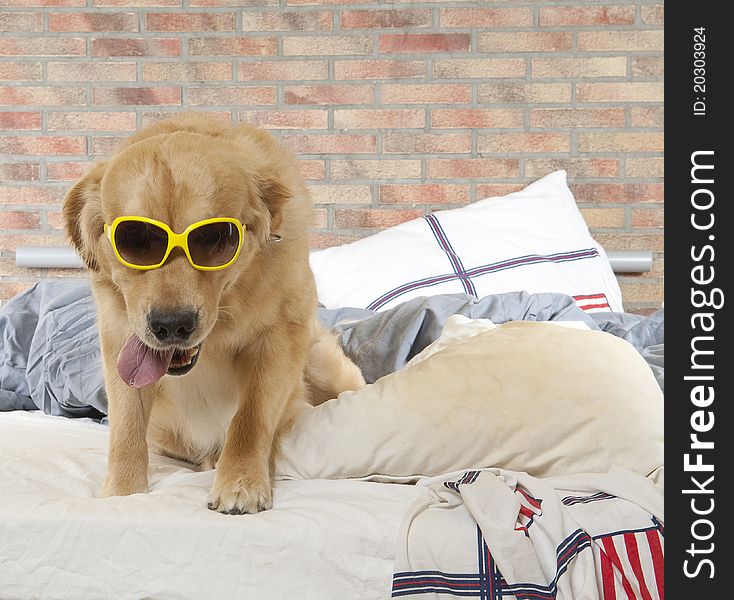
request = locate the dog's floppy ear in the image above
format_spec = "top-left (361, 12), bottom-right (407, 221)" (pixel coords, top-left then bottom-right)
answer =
top-left (63, 162), bottom-right (107, 271)
top-left (257, 169), bottom-right (292, 234)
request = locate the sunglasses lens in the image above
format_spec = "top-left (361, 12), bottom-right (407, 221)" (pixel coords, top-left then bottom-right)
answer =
top-left (114, 220), bottom-right (168, 266)
top-left (188, 222), bottom-right (240, 267)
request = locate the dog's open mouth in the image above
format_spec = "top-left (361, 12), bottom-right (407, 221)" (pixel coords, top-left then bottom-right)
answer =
top-left (117, 334), bottom-right (202, 388)
top-left (167, 345), bottom-right (201, 376)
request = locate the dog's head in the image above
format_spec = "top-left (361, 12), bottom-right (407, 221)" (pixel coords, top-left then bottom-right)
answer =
top-left (63, 123), bottom-right (293, 386)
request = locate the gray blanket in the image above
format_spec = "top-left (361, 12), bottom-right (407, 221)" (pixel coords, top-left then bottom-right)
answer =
top-left (1, 280), bottom-right (663, 419)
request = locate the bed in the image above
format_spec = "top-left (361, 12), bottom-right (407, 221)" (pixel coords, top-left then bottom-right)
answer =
top-left (1, 172), bottom-right (664, 599)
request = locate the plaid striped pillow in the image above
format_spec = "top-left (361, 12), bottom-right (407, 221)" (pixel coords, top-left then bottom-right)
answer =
top-left (310, 170), bottom-right (623, 313)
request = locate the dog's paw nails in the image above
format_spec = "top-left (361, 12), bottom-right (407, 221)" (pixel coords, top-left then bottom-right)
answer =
top-left (208, 473), bottom-right (272, 515)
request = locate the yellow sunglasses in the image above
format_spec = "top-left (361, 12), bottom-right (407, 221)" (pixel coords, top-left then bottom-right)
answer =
top-left (104, 216), bottom-right (245, 271)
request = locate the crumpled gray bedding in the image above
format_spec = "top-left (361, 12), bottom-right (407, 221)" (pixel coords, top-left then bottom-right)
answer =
top-left (1, 280), bottom-right (663, 419)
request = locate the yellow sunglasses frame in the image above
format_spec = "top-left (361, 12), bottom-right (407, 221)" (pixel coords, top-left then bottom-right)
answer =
top-left (104, 216), bottom-right (246, 271)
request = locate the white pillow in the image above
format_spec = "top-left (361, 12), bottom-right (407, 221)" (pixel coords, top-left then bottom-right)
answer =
top-left (310, 170), bottom-right (623, 313)
top-left (277, 320), bottom-right (663, 481)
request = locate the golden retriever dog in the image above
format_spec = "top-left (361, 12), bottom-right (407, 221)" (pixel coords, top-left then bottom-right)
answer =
top-left (63, 113), bottom-right (365, 514)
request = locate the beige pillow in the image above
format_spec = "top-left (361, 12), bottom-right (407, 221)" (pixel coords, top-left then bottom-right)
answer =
top-left (276, 321), bottom-right (663, 481)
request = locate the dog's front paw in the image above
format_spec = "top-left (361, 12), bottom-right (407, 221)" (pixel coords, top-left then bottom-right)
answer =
top-left (207, 467), bottom-right (272, 515)
top-left (100, 473), bottom-right (149, 498)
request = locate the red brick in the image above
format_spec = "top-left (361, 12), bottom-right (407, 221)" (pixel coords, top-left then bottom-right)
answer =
top-left (278, 134), bottom-right (376, 155)
top-left (189, 0), bottom-right (275, 6)
top-left (48, 111), bottom-right (137, 132)
top-left (188, 86), bottom-right (275, 106)
top-left (243, 11), bottom-right (332, 31)
top-left (0, 233), bottom-right (47, 251)
top-left (379, 184), bottom-right (469, 205)
top-left (479, 32), bottom-right (572, 52)
top-left (539, 6), bottom-right (635, 26)
top-left (312, 208), bottom-right (328, 228)
top-left (632, 206), bottom-right (664, 228)
top-left (284, 85), bottom-right (372, 105)
top-left (334, 108), bottom-right (424, 129)
top-left (476, 183), bottom-right (526, 199)
top-left (0, 112), bottom-right (41, 130)
top-left (308, 185), bottom-right (372, 205)
top-left (0, 136), bottom-right (86, 156)
top-left (434, 58), bottom-right (525, 79)
top-left (283, 36), bottom-right (371, 56)
top-left (383, 133), bottom-right (471, 154)
top-left (47, 210), bottom-right (64, 229)
top-left (431, 108), bottom-right (523, 129)
top-left (641, 5), bottom-right (664, 25)
top-left (626, 158), bottom-right (663, 178)
top-left (146, 12), bottom-right (234, 31)
top-left (0, 210), bottom-right (41, 229)
top-left (47, 61), bottom-right (137, 82)
top-left (0, 12), bottom-right (43, 31)
top-left (298, 160), bottom-right (325, 180)
top-left (90, 136), bottom-right (126, 156)
top-left (577, 82), bottom-right (663, 103)
top-left (289, 0), bottom-right (367, 4)
top-left (143, 62), bottom-right (232, 81)
top-left (93, 86), bottom-right (181, 106)
top-left (237, 110), bottom-right (327, 130)
top-left (530, 108), bottom-right (625, 128)
top-left (577, 132), bottom-right (663, 153)
top-left (2, 0), bottom-right (84, 4)
top-left (330, 159), bottom-right (421, 180)
top-left (334, 59), bottom-right (425, 80)
top-left (630, 107), bottom-right (664, 128)
top-left (579, 207), bottom-right (625, 229)
top-left (49, 12), bottom-right (138, 31)
top-left (478, 83), bottom-right (571, 104)
top-left (46, 162), bottom-right (89, 181)
top-left (440, 7), bottom-right (533, 27)
top-left (532, 57), bottom-right (626, 78)
top-left (478, 132), bottom-right (570, 154)
top-left (526, 158), bottom-right (620, 179)
top-left (0, 186), bottom-right (67, 205)
top-left (632, 57), bottom-right (664, 79)
top-left (593, 233), bottom-right (663, 252)
top-left (334, 208), bottom-right (423, 229)
top-left (189, 37), bottom-right (277, 56)
top-left (0, 163), bottom-right (40, 181)
top-left (382, 84), bottom-right (470, 104)
top-left (577, 31), bottom-right (663, 51)
top-left (0, 62), bottom-right (42, 80)
top-left (92, 38), bottom-right (180, 57)
top-left (95, 0), bottom-right (179, 6)
top-left (342, 9), bottom-right (431, 29)
top-left (239, 60), bottom-right (328, 81)
top-left (0, 37), bottom-right (85, 56)
top-left (0, 86), bottom-right (85, 106)
top-left (140, 110), bottom-right (230, 127)
top-left (571, 183), bottom-right (664, 203)
top-left (380, 33), bottom-right (470, 53)
top-left (309, 232), bottom-right (362, 249)
top-left (427, 159), bottom-right (519, 180)
top-left (530, 108), bottom-right (626, 128)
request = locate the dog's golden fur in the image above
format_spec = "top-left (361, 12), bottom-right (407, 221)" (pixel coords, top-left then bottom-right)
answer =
top-left (63, 113), bottom-right (364, 514)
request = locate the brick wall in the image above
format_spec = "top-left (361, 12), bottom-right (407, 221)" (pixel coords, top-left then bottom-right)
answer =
top-left (0, 1), bottom-right (663, 312)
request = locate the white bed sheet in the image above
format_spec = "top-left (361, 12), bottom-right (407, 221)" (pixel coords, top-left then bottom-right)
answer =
top-left (0, 411), bottom-right (428, 600)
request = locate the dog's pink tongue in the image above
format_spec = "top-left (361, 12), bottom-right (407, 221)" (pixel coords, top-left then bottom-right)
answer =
top-left (117, 334), bottom-right (174, 388)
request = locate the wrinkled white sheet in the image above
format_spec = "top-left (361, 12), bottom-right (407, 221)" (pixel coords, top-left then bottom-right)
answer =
top-left (0, 411), bottom-right (428, 600)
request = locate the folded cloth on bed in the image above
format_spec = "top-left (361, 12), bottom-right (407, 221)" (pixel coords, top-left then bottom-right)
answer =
top-left (392, 467), bottom-right (664, 600)
top-left (0, 281), bottom-right (664, 418)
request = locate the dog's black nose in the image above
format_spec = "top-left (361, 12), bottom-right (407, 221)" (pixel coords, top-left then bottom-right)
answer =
top-left (149, 309), bottom-right (198, 345)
